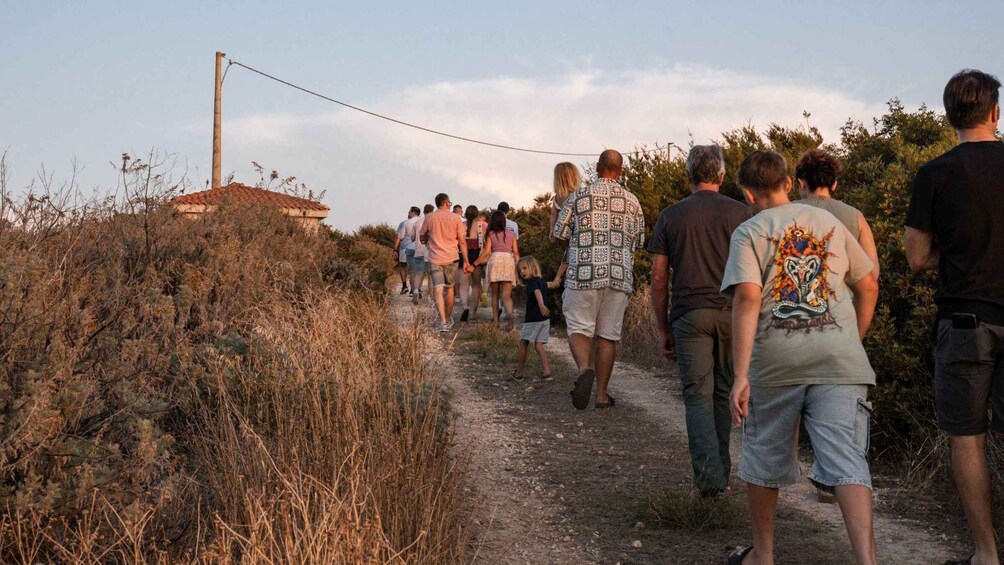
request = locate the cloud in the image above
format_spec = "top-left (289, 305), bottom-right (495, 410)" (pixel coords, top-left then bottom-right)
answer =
top-left (223, 64), bottom-right (887, 229)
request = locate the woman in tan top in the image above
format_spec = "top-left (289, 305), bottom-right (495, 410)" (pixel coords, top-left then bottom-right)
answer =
top-left (796, 149), bottom-right (880, 281)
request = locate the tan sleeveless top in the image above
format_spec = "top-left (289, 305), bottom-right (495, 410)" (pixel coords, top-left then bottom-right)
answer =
top-left (800, 197), bottom-right (861, 240)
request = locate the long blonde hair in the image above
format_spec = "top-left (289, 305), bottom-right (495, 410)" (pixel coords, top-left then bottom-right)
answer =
top-left (516, 256), bottom-right (542, 280)
top-left (553, 162), bottom-right (581, 207)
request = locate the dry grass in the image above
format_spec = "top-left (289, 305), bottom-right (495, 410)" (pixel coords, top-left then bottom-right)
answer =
top-left (620, 285), bottom-right (668, 369)
top-left (0, 155), bottom-right (468, 563)
top-left (638, 487), bottom-right (747, 532)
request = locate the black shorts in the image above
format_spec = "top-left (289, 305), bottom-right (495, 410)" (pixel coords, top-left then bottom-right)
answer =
top-left (933, 320), bottom-right (1004, 435)
top-left (467, 248), bottom-right (481, 267)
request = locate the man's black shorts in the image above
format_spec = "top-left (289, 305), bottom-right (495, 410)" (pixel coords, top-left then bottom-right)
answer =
top-left (934, 320), bottom-right (1004, 435)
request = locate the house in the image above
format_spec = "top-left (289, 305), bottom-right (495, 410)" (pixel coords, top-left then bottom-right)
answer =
top-left (171, 182), bottom-right (329, 231)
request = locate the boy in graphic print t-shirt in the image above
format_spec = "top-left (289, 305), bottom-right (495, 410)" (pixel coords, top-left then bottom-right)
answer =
top-left (720, 151), bottom-right (879, 565)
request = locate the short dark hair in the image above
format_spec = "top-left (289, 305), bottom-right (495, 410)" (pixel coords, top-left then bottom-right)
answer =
top-left (737, 150), bottom-right (788, 195)
top-left (496, 201), bottom-right (511, 213)
top-left (435, 193), bottom-right (450, 207)
top-left (944, 69), bottom-right (1001, 129)
top-left (453, 204), bottom-right (462, 212)
top-left (795, 149), bottom-right (841, 192)
top-left (409, 206), bottom-right (421, 216)
top-left (487, 210), bottom-right (506, 233)
top-left (423, 204), bottom-right (434, 214)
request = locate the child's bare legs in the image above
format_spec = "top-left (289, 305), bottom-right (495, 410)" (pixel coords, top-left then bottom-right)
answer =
top-left (456, 269), bottom-right (470, 310)
top-left (535, 342), bottom-right (551, 376)
top-left (469, 267), bottom-right (483, 319)
top-left (501, 281), bottom-right (514, 330)
top-left (516, 339), bottom-right (529, 377)
top-left (489, 282), bottom-right (501, 324)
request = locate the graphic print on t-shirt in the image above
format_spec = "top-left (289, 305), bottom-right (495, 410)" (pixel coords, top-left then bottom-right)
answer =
top-left (768, 222), bottom-right (837, 332)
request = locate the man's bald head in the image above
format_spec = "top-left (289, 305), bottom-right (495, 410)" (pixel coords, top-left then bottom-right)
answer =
top-left (596, 149), bottom-right (623, 179)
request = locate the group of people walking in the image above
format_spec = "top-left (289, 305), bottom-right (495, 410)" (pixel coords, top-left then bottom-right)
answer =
top-left (394, 69), bottom-right (1003, 565)
top-left (393, 197), bottom-right (528, 332)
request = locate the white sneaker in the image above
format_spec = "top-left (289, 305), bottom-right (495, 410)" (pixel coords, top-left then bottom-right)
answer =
top-left (435, 322), bottom-right (449, 332)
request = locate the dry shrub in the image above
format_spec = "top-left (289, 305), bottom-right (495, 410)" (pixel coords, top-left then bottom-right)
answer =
top-left (0, 157), bottom-right (466, 562)
top-left (620, 285), bottom-right (666, 369)
top-left (639, 487), bottom-right (747, 532)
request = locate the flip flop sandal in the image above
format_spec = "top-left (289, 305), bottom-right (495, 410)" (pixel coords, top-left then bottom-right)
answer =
top-left (570, 369), bottom-right (594, 410)
top-left (511, 369), bottom-right (525, 381)
top-left (594, 395), bottom-right (616, 409)
top-left (726, 546), bottom-right (753, 565)
top-left (943, 557), bottom-right (974, 565)
top-left (539, 373), bottom-right (554, 381)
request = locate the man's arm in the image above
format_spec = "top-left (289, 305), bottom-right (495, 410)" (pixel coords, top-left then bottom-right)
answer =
top-left (650, 254), bottom-right (675, 359)
top-left (456, 221), bottom-right (469, 268)
top-left (419, 219), bottom-right (429, 245)
top-left (849, 273), bottom-right (879, 340)
top-left (904, 227), bottom-right (939, 273)
top-left (729, 282), bottom-right (761, 427)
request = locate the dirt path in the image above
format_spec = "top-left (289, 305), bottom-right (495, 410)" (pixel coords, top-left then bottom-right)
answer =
top-left (394, 293), bottom-right (965, 563)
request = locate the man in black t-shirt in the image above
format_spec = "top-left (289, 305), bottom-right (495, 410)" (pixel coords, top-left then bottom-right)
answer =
top-left (905, 69), bottom-right (1003, 565)
top-left (648, 145), bottom-right (752, 496)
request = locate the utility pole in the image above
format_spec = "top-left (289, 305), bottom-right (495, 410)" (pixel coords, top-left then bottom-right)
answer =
top-left (212, 51), bottom-right (225, 188)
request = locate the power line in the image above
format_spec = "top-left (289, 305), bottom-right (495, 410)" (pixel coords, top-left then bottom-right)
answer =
top-left (226, 58), bottom-right (683, 158)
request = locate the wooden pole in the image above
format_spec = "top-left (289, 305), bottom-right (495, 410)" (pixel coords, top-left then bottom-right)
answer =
top-left (212, 51), bottom-right (225, 188)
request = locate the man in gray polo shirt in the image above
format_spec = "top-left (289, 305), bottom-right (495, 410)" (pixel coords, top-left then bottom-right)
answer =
top-left (649, 145), bottom-right (752, 496)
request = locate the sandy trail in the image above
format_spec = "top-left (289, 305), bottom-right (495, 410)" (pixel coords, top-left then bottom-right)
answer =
top-left (393, 292), bottom-right (964, 563)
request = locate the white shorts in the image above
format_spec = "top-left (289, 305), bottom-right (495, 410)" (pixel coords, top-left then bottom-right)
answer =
top-left (562, 287), bottom-right (630, 341)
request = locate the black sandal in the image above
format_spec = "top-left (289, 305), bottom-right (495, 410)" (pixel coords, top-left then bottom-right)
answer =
top-left (726, 546), bottom-right (753, 565)
top-left (943, 557), bottom-right (974, 565)
top-left (595, 395), bottom-right (616, 409)
top-left (570, 369), bottom-right (594, 410)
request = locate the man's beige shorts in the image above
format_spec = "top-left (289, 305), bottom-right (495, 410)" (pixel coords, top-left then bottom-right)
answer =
top-left (429, 261), bottom-right (458, 288)
top-left (562, 287), bottom-right (631, 341)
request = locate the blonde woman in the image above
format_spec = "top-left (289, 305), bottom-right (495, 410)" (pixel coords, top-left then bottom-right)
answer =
top-left (549, 162), bottom-right (581, 241)
top-left (549, 162), bottom-right (581, 286)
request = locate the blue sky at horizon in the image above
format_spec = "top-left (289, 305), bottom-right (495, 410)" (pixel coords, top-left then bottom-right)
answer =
top-left (3, 1), bottom-right (1000, 229)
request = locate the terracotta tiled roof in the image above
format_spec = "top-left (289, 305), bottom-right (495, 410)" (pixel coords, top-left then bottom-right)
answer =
top-left (172, 183), bottom-right (329, 211)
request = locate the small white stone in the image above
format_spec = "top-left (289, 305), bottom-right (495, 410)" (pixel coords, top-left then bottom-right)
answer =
top-left (555, 433), bottom-right (565, 439)
top-left (562, 536), bottom-right (572, 543)
top-left (631, 540), bottom-right (643, 549)
top-left (634, 521), bottom-right (645, 529)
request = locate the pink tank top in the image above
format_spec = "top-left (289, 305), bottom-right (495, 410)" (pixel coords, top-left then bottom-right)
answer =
top-left (489, 230), bottom-right (514, 253)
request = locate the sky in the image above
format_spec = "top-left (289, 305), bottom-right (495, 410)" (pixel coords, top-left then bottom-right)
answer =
top-left (3, 1), bottom-right (1001, 230)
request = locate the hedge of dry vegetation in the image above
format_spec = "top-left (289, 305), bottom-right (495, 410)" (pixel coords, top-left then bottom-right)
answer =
top-left (0, 159), bottom-right (466, 563)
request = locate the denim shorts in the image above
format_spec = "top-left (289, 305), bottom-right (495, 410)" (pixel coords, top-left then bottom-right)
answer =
top-left (739, 383), bottom-right (872, 490)
top-left (406, 249), bottom-right (425, 272)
